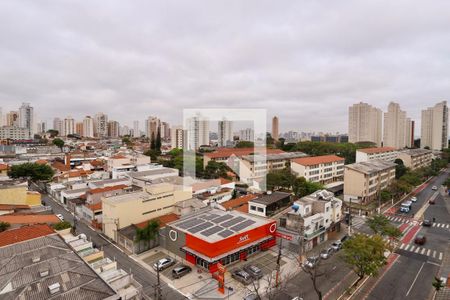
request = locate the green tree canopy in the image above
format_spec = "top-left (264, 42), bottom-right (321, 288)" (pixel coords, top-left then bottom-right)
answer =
top-left (135, 220), bottom-right (159, 242)
top-left (235, 141), bottom-right (254, 148)
top-left (394, 159), bottom-right (407, 179)
top-left (0, 221), bottom-right (10, 232)
top-left (52, 221), bottom-right (72, 231)
top-left (8, 162), bottom-right (55, 181)
top-left (52, 138), bottom-right (65, 151)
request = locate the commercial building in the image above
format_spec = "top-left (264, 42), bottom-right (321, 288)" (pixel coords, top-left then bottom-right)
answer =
top-left (248, 191), bottom-right (291, 217)
top-left (383, 102), bottom-right (414, 148)
top-left (421, 101), bottom-right (448, 150)
top-left (0, 126), bottom-right (30, 140)
top-left (272, 116), bottom-right (279, 141)
top-left (348, 102), bottom-right (382, 146)
top-left (218, 119), bottom-right (233, 147)
top-left (355, 147), bottom-right (399, 163)
top-left (397, 149), bottom-right (433, 170)
top-left (344, 160), bottom-right (396, 203)
top-left (163, 208), bottom-right (277, 273)
top-left (290, 155), bottom-right (345, 184)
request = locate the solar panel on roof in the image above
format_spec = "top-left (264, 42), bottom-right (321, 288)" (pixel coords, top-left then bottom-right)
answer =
top-left (230, 219), bottom-right (256, 232)
top-left (178, 218), bottom-right (203, 229)
top-left (201, 214), bottom-right (220, 220)
top-left (200, 226), bottom-right (224, 237)
top-left (218, 229), bottom-right (234, 238)
top-left (221, 216), bottom-right (246, 227)
top-left (211, 214), bottom-right (233, 224)
top-left (187, 222), bottom-right (214, 233)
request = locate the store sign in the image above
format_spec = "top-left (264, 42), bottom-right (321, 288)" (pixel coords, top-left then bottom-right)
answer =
top-left (275, 231), bottom-right (293, 241)
top-left (237, 234), bottom-right (249, 244)
top-left (217, 262), bottom-right (225, 273)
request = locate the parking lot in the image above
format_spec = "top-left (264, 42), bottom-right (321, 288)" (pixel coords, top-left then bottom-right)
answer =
top-left (229, 251), bottom-right (286, 281)
top-left (142, 250), bottom-right (182, 278)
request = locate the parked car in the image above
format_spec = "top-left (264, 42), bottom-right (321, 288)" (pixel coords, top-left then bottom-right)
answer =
top-left (410, 196), bottom-right (417, 202)
top-left (340, 235), bottom-right (350, 243)
top-left (330, 240), bottom-right (342, 251)
top-left (422, 219), bottom-right (432, 227)
top-left (414, 235), bottom-right (426, 245)
top-left (172, 265), bottom-right (192, 279)
top-left (231, 269), bottom-right (252, 285)
top-left (432, 186), bottom-right (438, 191)
top-left (304, 256), bottom-right (320, 268)
top-left (56, 214), bottom-right (64, 221)
top-left (153, 257), bottom-right (175, 271)
top-left (243, 264), bottom-right (263, 279)
top-left (320, 247), bottom-right (333, 259)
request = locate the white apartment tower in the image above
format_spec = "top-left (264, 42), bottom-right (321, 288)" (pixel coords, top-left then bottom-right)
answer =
top-left (218, 119), bottom-right (233, 147)
top-left (383, 102), bottom-right (413, 148)
top-left (83, 116), bottom-right (95, 138)
top-left (421, 101), bottom-right (448, 150)
top-left (94, 113), bottom-right (108, 138)
top-left (348, 102), bottom-right (382, 146)
top-left (63, 116), bottom-right (75, 136)
top-left (171, 126), bottom-right (186, 149)
top-left (239, 128), bottom-right (254, 142)
top-left (53, 118), bottom-right (63, 135)
top-left (133, 120), bottom-right (140, 138)
top-left (187, 116), bottom-right (209, 150)
top-left (18, 102), bottom-right (35, 136)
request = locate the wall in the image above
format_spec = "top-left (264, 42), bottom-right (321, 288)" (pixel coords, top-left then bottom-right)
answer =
top-left (0, 185), bottom-right (41, 207)
top-left (343, 168), bottom-right (366, 201)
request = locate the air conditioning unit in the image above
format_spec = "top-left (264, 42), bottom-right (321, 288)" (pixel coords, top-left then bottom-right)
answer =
top-left (48, 283), bottom-right (61, 295)
top-left (31, 256), bottom-right (41, 263)
top-left (39, 269), bottom-right (49, 277)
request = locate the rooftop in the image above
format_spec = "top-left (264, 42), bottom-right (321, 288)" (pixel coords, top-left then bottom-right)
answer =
top-left (242, 151), bottom-right (308, 162)
top-left (0, 204), bottom-right (30, 211)
top-left (118, 213), bottom-right (180, 241)
top-left (291, 154), bottom-right (344, 166)
top-left (399, 148), bottom-right (432, 157)
top-left (0, 214), bottom-right (61, 225)
top-left (130, 167), bottom-right (178, 178)
top-left (358, 147), bottom-right (397, 154)
top-left (220, 194), bottom-right (258, 210)
top-left (345, 160), bottom-right (397, 174)
top-left (204, 147), bottom-right (284, 159)
top-left (250, 191), bottom-right (291, 206)
top-left (0, 224), bottom-right (54, 247)
top-left (169, 208), bottom-right (272, 243)
top-left (87, 184), bottom-right (128, 195)
top-left (0, 164), bottom-right (8, 171)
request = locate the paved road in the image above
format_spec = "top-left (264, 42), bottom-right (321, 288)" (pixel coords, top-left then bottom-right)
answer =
top-left (366, 169), bottom-right (450, 300)
top-left (39, 191), bottom-right (186, 300)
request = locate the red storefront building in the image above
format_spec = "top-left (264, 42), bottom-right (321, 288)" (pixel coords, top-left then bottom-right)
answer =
top-left (164, 209), bottom-right (277, 273)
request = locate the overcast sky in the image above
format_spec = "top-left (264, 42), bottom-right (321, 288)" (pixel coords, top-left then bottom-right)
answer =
top-left (1, 0), bottom-right (449, 133)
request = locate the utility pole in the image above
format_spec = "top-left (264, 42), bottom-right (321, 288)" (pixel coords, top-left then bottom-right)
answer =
top-left (154, 266), bottom-right (162, 300)
top-left (298, 223), bottom-right (305, 264)
top-left (275, 238), bottom-right (282, 287)
top-left (348, 197), bottom-right (352, 236)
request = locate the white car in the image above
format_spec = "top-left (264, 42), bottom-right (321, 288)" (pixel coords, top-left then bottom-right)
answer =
top-left (410, 196), bottom-right (417, 202)
top-left (432, 186), bottom-right (438, 191)
top-left (56, 214), bottom-right (64, 221)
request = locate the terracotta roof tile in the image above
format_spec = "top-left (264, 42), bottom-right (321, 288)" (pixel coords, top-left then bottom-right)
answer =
top-left (52, 161), bottom-right (70, 172)
top-left (234, 203), bottom-right (249, 213)
top-left (88, 184), bottom-right (128, 195)
top-left (291, 155), bottom-right (344, 166)
top-left (35, 159), bottom-right (48, 165)
top-left (0, 164), bottom-right (8, 171)
top-left (0, 224), bottom-right (55, 247)
top-left (0, 204), bottom-right (30, 211)
top-left (135, 213), bottom-right (179, 229)
top-left (204, 148), bottom-right (284, 159)
top-left (358, 147), bottom-right (397, 154)
top-left (87, 202), bottom-right (102, 211)
top-left (221, 194), bottom-right (258, 210)
top-left (0, 214), bottom-right (60, 225)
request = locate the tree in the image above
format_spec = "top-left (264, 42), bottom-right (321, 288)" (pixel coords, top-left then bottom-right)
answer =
top-left (122, 136), bottom-right (133, 148)
top-left (135, 220), bottom-right (159, 243)
top-left (301, 259), bottom-right (325, 300)
top-left (340, 234), bottom-right (388, 287)
top-left (0, 221), bottom-right (10, 232)
top-left (52, 221), bottom-right (72, 231)
top-left (366, 214), bottom-right (402, 248)
top-left (8, 163), bottom-right (55, 181)
top-left (203, 161), bottom-right (230, 179)
top-left (47, 129), bottom-right (59, 138)
top-left (52, 138), bottom-right (65, 151)
top-left (380, 189), bottom-right (392, 202)
top-left (394, 159), bottom-right (407, 179)
top-left (150, 132), bottom-right (156, 150)
top-left (155, 126), bottom-right (162, 151)
top-left (235, 141), bottom-right (254, 148)
top-left (432, 276), bottom-right (445, 292)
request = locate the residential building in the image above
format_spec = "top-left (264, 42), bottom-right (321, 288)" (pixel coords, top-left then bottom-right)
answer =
top-left (348, 102), bottom-right (382, 146)
top-left (0, 107), bottom-right (2, 126)
top-left (421, 101), bottom-right (448, 150)
top-left (75, 121), bottom-right (83, 136)
top-left (397, 149), bottom-right (433, 170)
top-left (63, 116), bottom-right (75, 136)
top-left (163, 208), bottom-right (277, 273)
top-left (248, 191), bottom-right (291, 217)
top-left (171, 125), bottom-right (186, 149)
top-left (290, 155), bottom-right (345, 184)
top-left (218, 119), bottom-right (233, 147)
top-left (53, 117), bottom-right (63, 135)
top-left (239, 128), bottom-right (254, 142)
top-left (6, 111), bottom-right (19, 126)
top-left (203, 147), bottom-right (284, 169)
top-left (0, 232), bottom-right (119, 299)
top-left (0, 126), bottom-right (30, 140)
top-left (239, 152), bottom-right (308, 184)
top-left (106, 153), bottom-right (151, 179)
top-left (145, 116), bottom-right (160, 141)
top-left (187, 115), bottom-right (209, 150)
top-left (0, 180), bottom-right (41, 206)
top-left (344, 160), bottom-right (396, 203)
top-left (18, 102), bottom-right (35, 136)
top-left (133, 120), bottom-right (139, 138)
top-left (0, 224), bottom-right (54, 247)
top-left (83, 116), bottom-right (95, 137)
top-left (272, 116), bottom-right (279, 141)
top-left (310, 134), bottom-right (349, 143)
top-left (0, 163), bottom-right (7, 177)
top-left (108, 120), bottom-right (120, 138)
top-left (37, 121), bottom-right (46, 133)
top-left (356, 147), bottom-right (399, 163)
top-left (218, 194), bottom-right (258, 213)
top-left (102, 182), bottom-right (192, 241)
top-left (383, 102), bottom-right (413, 148)
top-left (94, 113), bottom-right (108, 138)
top-left (160, 121), bottom-right (170, 140)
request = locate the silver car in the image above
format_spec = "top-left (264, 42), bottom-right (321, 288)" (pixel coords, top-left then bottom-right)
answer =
top-left (320, 247), bottom-right (333, 259)
top-left (153, 257), bottom-right (175, 271)
top-left (304, 256), bottom-right (320, 268)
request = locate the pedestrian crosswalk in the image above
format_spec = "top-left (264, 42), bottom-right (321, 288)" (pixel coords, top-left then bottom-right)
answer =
top-left (398, 243), bottom-right (444, 260)
top-left (385, 215), bottom-right (412, 223)
top-left (431, 223), bottom-right (450, 229)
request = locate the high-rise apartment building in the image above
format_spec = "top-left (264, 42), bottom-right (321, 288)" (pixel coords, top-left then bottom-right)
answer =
top-left (53, 118), bottom-right (63, 136)
top-left (239, 128), bottom-right (254, 142)
top-left (171, 125), bottom-right (186, 149)
top-left (218, 119), bottom-right (233, 147)
top-left (37, 121), bottom-right (46, 134)
top-left (75, 122), bottom-right (83, 136)
top-left (83, 116), bottom-right (94, 138)
top-left (6, 111), bottom-right (19, 127)
top-left (160, 121), bottom-right (170, 141)
top-left (63, 116), bottom-right (75, 136)
top-left (187, 116), bottom-right (209, 150)
top-left (272, 116), bottom-right (279, 141)
top-left (107, 120), bottom-right (120, 138)
top-left (348, 102), bottom-right (382, 146)
top-left (18, 102), bottom-right (35, 137)
top-left (120, 125), bottom-right (130, 136)
top-left (421, 101), bottom-right (448, 150)
top-left (94, 113), bottom-right (108, 138)
top-left (133, 120), bottom-right (140, 138)
top-left (383, 102), bottom-right (413, 148)
top-left (146, 116), bottom-right (160, 141)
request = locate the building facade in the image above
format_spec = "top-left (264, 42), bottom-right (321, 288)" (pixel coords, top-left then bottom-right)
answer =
top-left (170, 126), bottom-right (186, 149)
top-left (421, 101), bottom-right (448, 150)
top-left (397, 149), bottom-right (432, 170)
top-left (239, 128), bottom-right (254, 142)
top-left (187, 116), bottom-right (209, 150)
top-left (0, 126), bottom-right (30, 140)
top-left (83, 116), bottom-right (95, 138)
top-left (94, 113), bottom-right (108, 138)
top-left (218, 119), bottom-right (233, 147)
top-left (355, 147), bottom-right (399, 163)
top-left (383, 102), bottom-right (413, 148)
top-left (272, 116), bottom-right (279, 141)
top-left (348, 102), bottom-right (382, 146)
top-left (18, 102), bottom-right (35, 137)
top-left (291, 155), bottom-right (345, 184)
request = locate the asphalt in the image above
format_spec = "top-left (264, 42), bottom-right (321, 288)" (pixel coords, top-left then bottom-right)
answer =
top-left (38, 189), bottom-right (186, 300)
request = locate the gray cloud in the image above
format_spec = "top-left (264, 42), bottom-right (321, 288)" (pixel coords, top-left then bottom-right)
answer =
top-left (1, 0), bottom-right (450, 133)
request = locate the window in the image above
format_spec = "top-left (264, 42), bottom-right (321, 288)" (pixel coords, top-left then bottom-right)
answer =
top-left (143, 209), bottom-right (156, 215)
top-left (250, 205), bottom-right (257, 211)
top-left (257, 207), bottom-right (264, 213)
top-left (326, 207), bottom-right (329, 212)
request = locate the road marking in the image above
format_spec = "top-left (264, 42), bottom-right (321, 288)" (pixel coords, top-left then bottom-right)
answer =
top-left (399, 243), bottom-right (405, 250)
top-left (420, 248), bottom-right (426, 255)
top-left (405, 245), bottom-right (411, 251)
top-left (406, 262), bottom-right (425, 296)
top-left (426, 249), bottom-right (431, 256)
top-left (438, 224), bottom-right (442, 228)
top-left (414, 247), bottom-right (420, 253)
top-left (433, 251), bottom-right (437, 258)
top-left (432, 223), bottom-right (436, 227)
top-left (439, 253), bottom-right (443, 260)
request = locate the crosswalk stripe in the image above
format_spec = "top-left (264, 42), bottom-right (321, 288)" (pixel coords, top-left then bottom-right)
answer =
top-left (427, 249), bottom-right (431, 256)
top-left (433, 251), bottom-right (437, 258)
top-left (400, 243), bottom-right (405, 250)
top-left (410, 246), bottom-right (416, 252)
top-left (432, 223), bottom-right (437, 227)
top-left (438, 224), bottom-right (442, 228)
top-left (415, 247), bottom-right (420, 253)
top-left (420, 248), bottom-right (426, 255)
top-left (446, 224), bottom-right (449, 229)
top-left (439, 253), bottom-right (443, 260)
top-left (405, 245), bottom-right (411, 251)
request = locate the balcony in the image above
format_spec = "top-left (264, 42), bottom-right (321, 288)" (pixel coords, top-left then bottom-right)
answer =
top-left (304, 226), bottom-right (326, 239)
